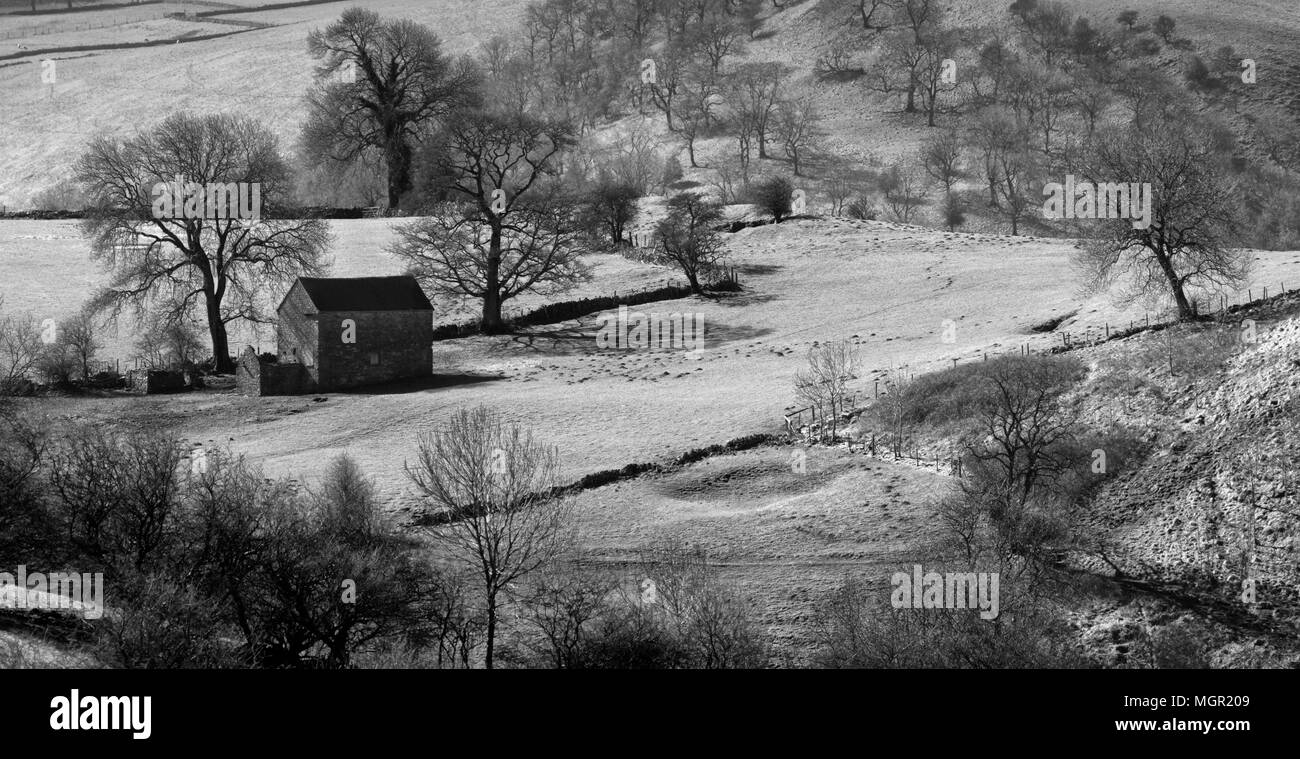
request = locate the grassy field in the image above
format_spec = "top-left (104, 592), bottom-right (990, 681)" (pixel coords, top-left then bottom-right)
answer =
top-left (6, 214), bottom-right (1299, 498)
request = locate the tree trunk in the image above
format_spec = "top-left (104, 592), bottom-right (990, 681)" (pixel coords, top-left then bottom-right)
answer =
top-left (384, 132), bottom-right (412, 211)
top-left (205, 292), bottom-right (233, 373)
top-left (484, 590), bottom-right (498, 670)
top-left (481, 225), bottom-right (506, 333)
top-left (1154, 246), bottom-right (1194, 319)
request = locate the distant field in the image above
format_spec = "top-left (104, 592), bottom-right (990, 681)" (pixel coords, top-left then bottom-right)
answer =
top-left (3, 0), bottom-right (1299, 208)
top-left (0, 0), bottom-right (533, 209)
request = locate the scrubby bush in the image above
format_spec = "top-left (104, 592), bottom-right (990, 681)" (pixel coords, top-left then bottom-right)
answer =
top-left (866, 354), bottom-right (1085, 437)
top-left (11, 426), bottom-right (468, 669)
top-left (95, 574), bottom-right (242, 669)
top-left (749, 175), bottom-right (795, 222)
top-left (0, 405), bottom-right (55, 565)
top-left (516, 543), bottom-right (770, 669)
top-left (845, 197), bottom-right (878, 220)
top-left (813, 575), bottom-right (1085, 668)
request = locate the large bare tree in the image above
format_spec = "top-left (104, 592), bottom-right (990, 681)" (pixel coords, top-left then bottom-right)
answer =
top-left (76, 113), bottom-right (330, 373)
top-left (407, 406), bottom-right (572, 669)
top-left (303, 8), bottom-right (479, 211)
top-left (390, 108), bottom-right (589, 333)
top-left (1074, 122), bottom-right (1249, 320)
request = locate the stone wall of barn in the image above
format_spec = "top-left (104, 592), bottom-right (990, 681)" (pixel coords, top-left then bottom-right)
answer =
top-left (313, 309), bottom-right (433, 390)
top-left (276, 283), bottom-right (322, 388)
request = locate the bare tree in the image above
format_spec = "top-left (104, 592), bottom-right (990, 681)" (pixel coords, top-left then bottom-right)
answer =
top-left (794, 339), bottom-right (858, 442)
top-left (1152, 14), bottom-right (1175, 43)
top-left (825, 165), bottom-right (856, 216)
top-left (912, 28), bottom-right (960, 127)
top-left (774, 93), bottom-right (822, 177)
top-left (921, 128), bottom-right (964, 217)
top-left (651, 192), bottom-right (726, 293)
top-left (865, 0), bottom-right (946, 115)
top-left (407, 406), bottom-right (573, 669)
top-left (829, 0), bottom-right (896, 31)
top-left (520, 566), bottom-right (618, 668)
top-left (677, 70), bottom-right (722, 168)
top-left (1074, 122), bottom-right (1249, 320)
top-left (872, 367), bottom-right (911, 457)
top-left (0, 301), bottom-right (42, 394)
top-left (61, 309), bottom-right (101, 381)
top-left (302, 8), bottom-right (479, 210)
top-left (76, 113), bottom-right (330, 374)
top-left (687, 3), bottom-right (746, 73)
top-left (957, 356), bottom-right (1083, 576)
top-left (877, 162), bottom-right (929, 224)
top-left (992, 143), bottom-right (1037, 236)
top-left (392, 109), bottom-right (589, 333)
top-left (727, 62), bottom-right (785, 161)
top-left (647, 45), bottom-right (691, 131)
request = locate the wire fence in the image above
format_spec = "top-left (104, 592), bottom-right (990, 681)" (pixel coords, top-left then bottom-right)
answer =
top-left (0, 11), bottom-right (169, 40)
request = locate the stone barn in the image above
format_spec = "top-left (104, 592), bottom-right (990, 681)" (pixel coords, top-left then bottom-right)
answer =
top-left (271, 275), bottom-right (435, 392)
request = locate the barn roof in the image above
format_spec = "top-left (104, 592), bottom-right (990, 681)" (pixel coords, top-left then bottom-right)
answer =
top-left (286, 276), bottom-right (433, 312)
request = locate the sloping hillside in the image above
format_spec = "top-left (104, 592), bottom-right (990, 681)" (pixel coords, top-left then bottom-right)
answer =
top-left (1086, 305), bottom-right (1300, 606)
top-left (3, 0), bottom-right (1299, 208)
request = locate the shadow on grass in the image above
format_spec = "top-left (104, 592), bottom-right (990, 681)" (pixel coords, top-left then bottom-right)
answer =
top-left (735, 262), bottom-right (784, 276)
top-left (341, 372), bottom-right (506, 395)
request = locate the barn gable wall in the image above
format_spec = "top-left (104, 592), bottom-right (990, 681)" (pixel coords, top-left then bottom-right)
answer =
top-left (276, 282), bottom-right (321, 388)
